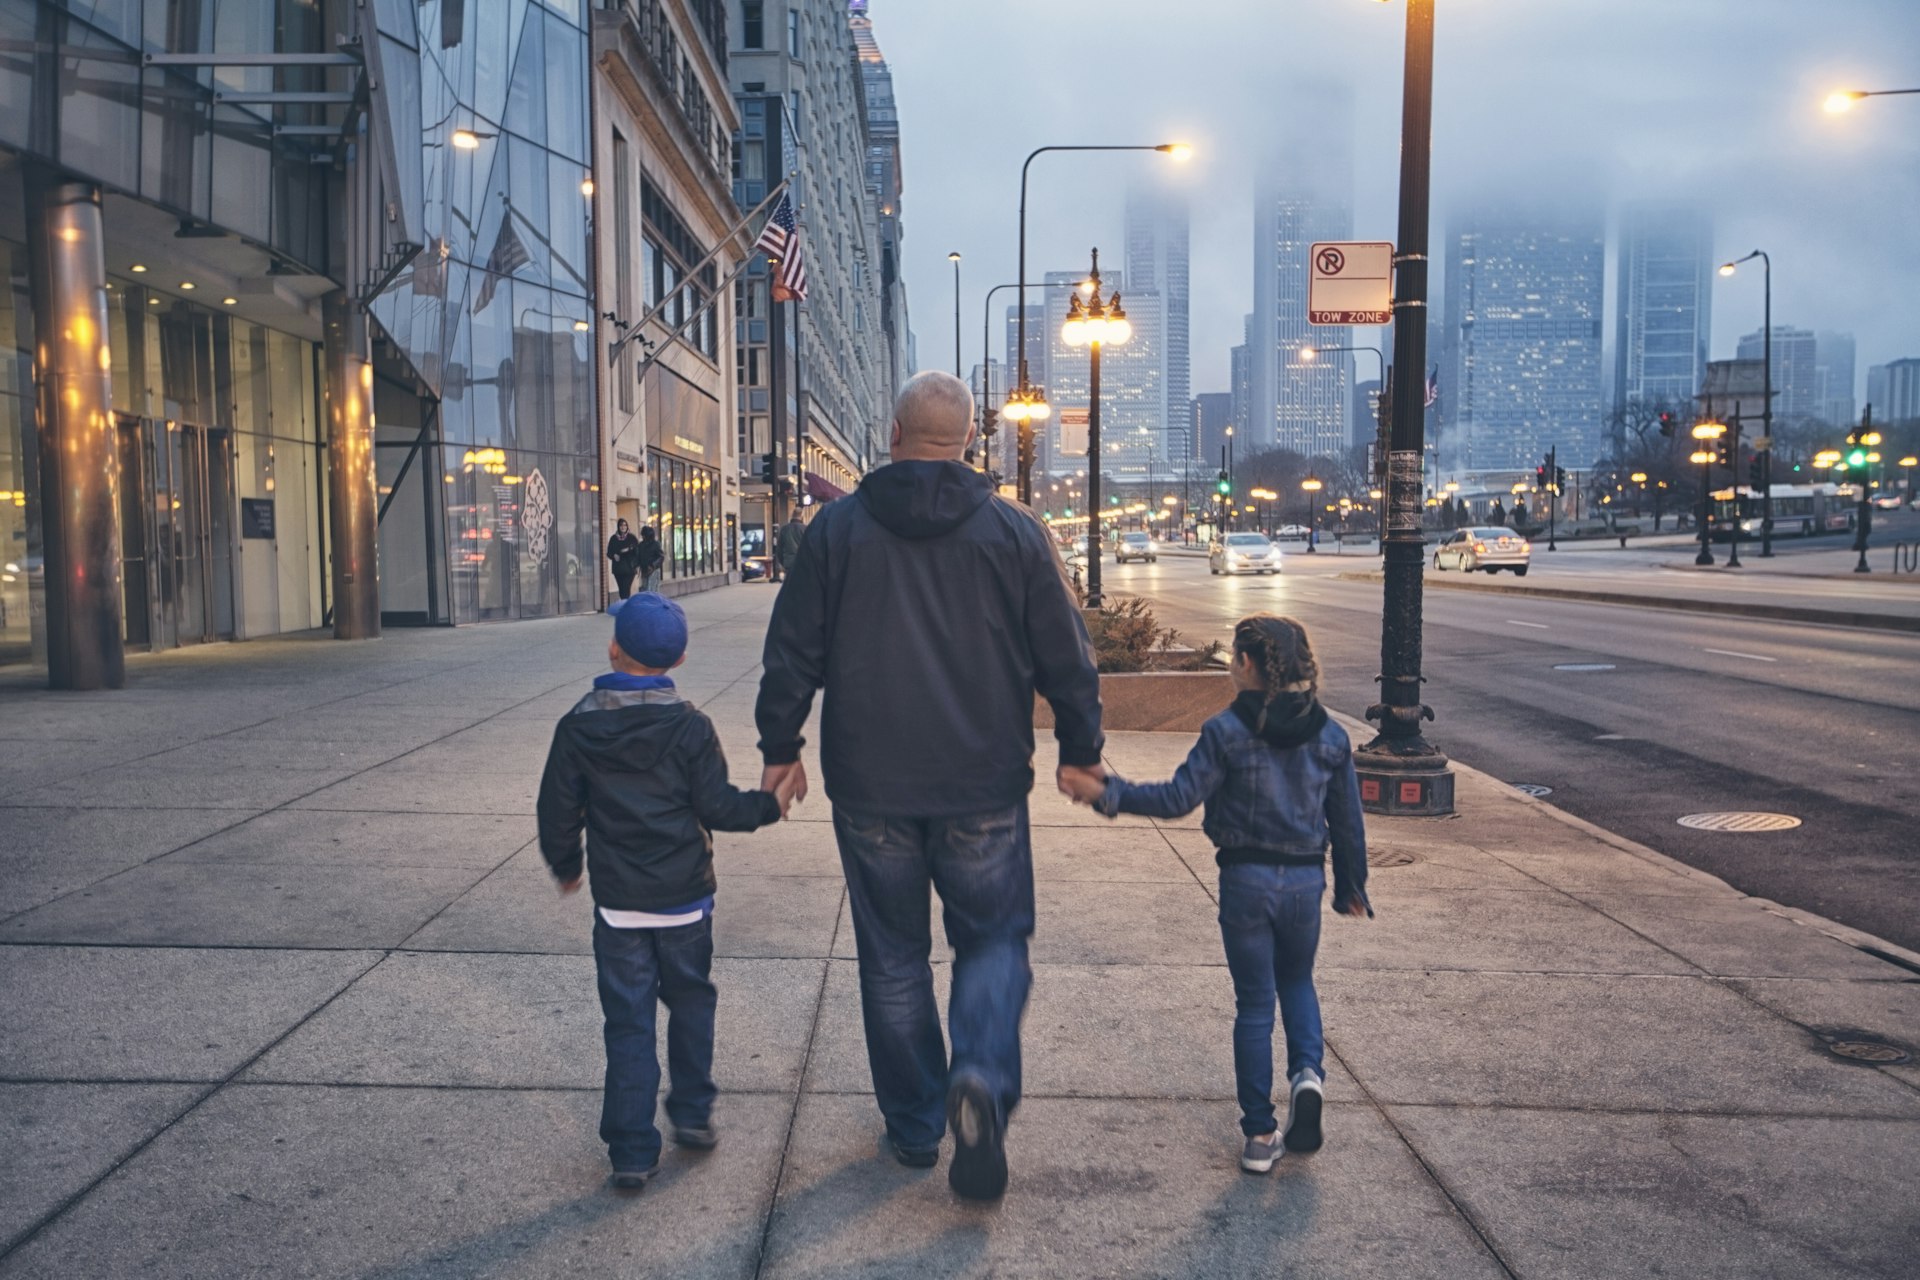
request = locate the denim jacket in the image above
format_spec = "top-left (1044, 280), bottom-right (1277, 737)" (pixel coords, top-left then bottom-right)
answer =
top-left (1096, 702), bottom-right (1369, 911)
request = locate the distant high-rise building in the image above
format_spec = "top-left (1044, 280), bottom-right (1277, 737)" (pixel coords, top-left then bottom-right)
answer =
top-left (1125, 184), bottom-right (1190, 446)
top-left (1866, 357), bottom-right (1920, 423)
top-left (1735, 327), bottom-right (1821, 423)
top-left (1041, 269), bottom-right (1164, 481)
top-left (1249, 89), bottom-right (1355, 457)
top-left (1613, 203), bottom-right (1712, 411)
top-left (1193, 392), bottom-right (1232, 470)
top-left (1442, 204), bottom-right (1606, 470)
top-left (1354, 380), bottom-right (1383, 451)
top-left (850, 0), bottom-right (910, 416)
top-left (1230, 335), bottom-right (1252, 442)
top-left (1816, 331), bottom-right (1856, 427)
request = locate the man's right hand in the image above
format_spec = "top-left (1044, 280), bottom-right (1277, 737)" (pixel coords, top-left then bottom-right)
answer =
top-left (1057, 763), bottom-right (1107, 804)
top-left (762, 760), bottom-right (809, 809)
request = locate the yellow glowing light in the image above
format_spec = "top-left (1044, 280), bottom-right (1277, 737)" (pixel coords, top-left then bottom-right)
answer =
top-left (1690, 450), bottom-right (1714, 464)
top-left (222, 297), bottom-right (237, 306)
top-left (1717, 263), bottom-right (1736, 277)
top-left (1861, 431), bottom-right (1882, 446)
top-left (1631, 472), bottom-right (1648, 483)
top-left (1301, 476), bottom-right (1323, 492)
top-left (452, 129), bottom-right (482, 149)
top-left (179, 281), bottom-right (195, 290)
top-left (1159, 143), bottom-right (1194, 161)
top-left (580, 177), bottom-right (595, 196)
top-left (572, 319), bottom-right (590, 332)
top-left (1692, 421), bottom-right (1726, 439)
top-left (130, 263), bottom-right (146, 273)
top-left (1825, 91), bottom-right (1863, 114)
top-left (1900, 456), bottom-right (1918, 467)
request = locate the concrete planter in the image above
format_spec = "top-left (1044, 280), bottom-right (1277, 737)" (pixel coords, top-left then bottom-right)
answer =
top-left (1036, 670), bottom-right (1234, 734)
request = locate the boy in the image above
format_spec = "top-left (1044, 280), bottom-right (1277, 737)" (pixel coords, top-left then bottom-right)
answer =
top-left (538, 593), bottom-right (794, 1190)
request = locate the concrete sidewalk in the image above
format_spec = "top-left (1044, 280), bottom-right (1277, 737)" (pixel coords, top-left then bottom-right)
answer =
top-left (2, 585), bottom-right (1917, 1279)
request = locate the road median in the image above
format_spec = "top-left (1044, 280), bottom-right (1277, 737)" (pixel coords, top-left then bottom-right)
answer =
top-left (1335, 569), bottom-right (1920, 632)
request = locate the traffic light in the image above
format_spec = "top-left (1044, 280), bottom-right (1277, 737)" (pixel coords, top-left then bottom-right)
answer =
top-left (1748, 453), bottom-right (1766, 487)
top-left (1216, 470), bottom-right (1231, 496)
top-left (1658, 411), bottom-right (1675, 439)
top-left (1717, 439), bottom-right (1734, 469)
top-left (758, 451), bottom-right (777, 485)
top-left (1535, 465), bottom-right (1548, 490)
top-left (1017, 423), bottom-right (1037, 474)
top-left (1554, 466), bottom-right (1568, 492)
top-left (981, 405), bottom-right (999, 439)
top-left (1844, 432), bottom-right (1868, 468)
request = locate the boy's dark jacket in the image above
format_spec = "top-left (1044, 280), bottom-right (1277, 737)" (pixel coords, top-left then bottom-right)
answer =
top-left (538, 680), bottom-right (778, 910)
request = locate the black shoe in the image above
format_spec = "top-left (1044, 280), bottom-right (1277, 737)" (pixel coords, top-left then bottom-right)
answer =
top-left (945, 1072), bottom-right (1008, 1201)
top-left (887, 1135), bottom-right (939, 1168)
top-left (673, 1124), bottom-right (719, 1150)
top-left (609, 1167), bottom-right (654, 1192)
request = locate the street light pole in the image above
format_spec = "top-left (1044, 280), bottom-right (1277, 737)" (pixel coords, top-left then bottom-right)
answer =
top-left (948, 252), bottom-right (962, 379)
top-left (1302, 473), bottom-right (1323, 552)
top-left (1017, 142), bottom-right (1188, 504)
top-left (1358, 0), bottom-right (1452, 816)
top-left (1720, 250), bottom-right (1773, 556)
top-left (1062, 248), bottom-right (1131, 608)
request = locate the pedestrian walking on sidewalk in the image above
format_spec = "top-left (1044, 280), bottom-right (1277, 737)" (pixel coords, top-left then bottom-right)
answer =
top-left (607, 519), bottom-right (642, 599)
top-left (756, 370), bottom-right (1104, 1201)
top-left (637, 525), bottom-right (665, 594)
top-left (775, 512), bottom-right (806, 582)
top-left (537, 594), bottom-right (799, 1191)
top-left (1062, 614), bottom-right (1372, 1173)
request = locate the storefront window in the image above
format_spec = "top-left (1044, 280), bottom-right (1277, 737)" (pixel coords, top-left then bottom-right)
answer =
top-left (647, 449), bottom-right (720, 580)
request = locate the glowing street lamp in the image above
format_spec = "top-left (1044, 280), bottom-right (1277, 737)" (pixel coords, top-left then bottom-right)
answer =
top-left (1061, 249), bottom-right (1131, 607)
top-left (1824, 87), bottom-right (1920, 113)
top-left (1301, 473), bottom-right (1324, 552)
top-left (1690, 420), bottom-right (1725, 566)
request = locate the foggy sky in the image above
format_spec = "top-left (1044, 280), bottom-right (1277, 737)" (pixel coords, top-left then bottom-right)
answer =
top-left (874, 0), bottom-right (1920, 411)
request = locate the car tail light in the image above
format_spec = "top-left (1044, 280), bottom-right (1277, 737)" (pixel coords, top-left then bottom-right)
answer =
top-left (1474, 542), bottom-right (1488, 553)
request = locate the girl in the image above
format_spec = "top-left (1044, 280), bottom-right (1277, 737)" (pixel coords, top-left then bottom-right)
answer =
top-left (1063, 613), bottom-right (1371, 1172)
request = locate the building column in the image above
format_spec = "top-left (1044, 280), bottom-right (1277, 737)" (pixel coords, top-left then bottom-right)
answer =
top-left (24, 171), bottom-right (124, 690)
top-left (323, 290), bottom-right (380, 639)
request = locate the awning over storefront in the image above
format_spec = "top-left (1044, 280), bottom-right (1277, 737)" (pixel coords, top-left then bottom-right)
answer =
top-left (806, 473), bottom-right (849, 503)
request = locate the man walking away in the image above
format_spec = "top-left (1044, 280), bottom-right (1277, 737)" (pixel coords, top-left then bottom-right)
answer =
top-left (637, 526), bottom-right (665, 594)
top-left (755, 371), bottom-right (1105, 1201)
top-left (776, 512), bottom-right (806, 583)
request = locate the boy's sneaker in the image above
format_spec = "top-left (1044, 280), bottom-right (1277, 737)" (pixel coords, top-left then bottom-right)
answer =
top-left (609, 1167), bottom-right (655, 1192)
top-left (1283, 1068), bottom-right (1325, 1154)
top-left (673, 1124), bottom-right (719, 1150)
top-left (1239, 1129), bottom-right (1284, 1174)
top-left (886, 1134), bottom-right (940, 1169)
top-left (945, 1071), bottom-right (1008, 1201)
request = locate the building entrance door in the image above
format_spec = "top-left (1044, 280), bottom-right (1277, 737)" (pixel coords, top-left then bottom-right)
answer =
top-left (118, 417), bottom-right (235, 648)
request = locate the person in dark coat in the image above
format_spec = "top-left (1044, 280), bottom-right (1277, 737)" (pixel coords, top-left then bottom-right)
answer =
top-left (637, 526), bottom-right (665, 594)
top-left (1489, 498), bottom-right (1507, 527)
top-left (755, 371), bottom-right (1104, 1203)
top-left (775, 514), bottom-right (807, 581)
top-left (606, 519), bottom-right (642, 599)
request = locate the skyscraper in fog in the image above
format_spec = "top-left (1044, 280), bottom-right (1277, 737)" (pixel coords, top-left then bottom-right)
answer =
top-left (1735, 327), bottom-right (1821, 423)
top-left (1125, 184), bottom-right (1190, 447)
top-left (1249, 88), bottom-right (1354, 458)
top-left (1613, 203), bottom-right (1712, 410)
top-left (1442, 205), bottom-right (1606, 469)
top-left (1817, 331), bottom-right (1856, 427)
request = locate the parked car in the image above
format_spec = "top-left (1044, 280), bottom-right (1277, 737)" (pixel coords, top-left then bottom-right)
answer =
top-left (1432, 527), bottom-right (1531, 575)
top-left (1115, 531), bottom-right (1158, 564)
top-left (1871, 493), bottom-right (1908, 511)
top-left (1210, 531), bottom-right (1282, 576)
top-left (1272, 524), bottom-right (1311, 543)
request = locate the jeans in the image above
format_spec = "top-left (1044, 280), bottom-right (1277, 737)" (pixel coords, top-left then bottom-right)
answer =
top-left (592, 914), bottom-right (717, 1170)
top-left (1217, 863), bottom-right (1326, 1137)
top-left (642, 567), bottom-right (663, 594)
top-left (833, 802), bottom-right (1034, 1151)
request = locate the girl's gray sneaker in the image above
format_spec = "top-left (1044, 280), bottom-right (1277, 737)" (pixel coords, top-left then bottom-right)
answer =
top-left (1284, 1068), bottom-right (1325, 1154)
top-left (1240, 1129), bottom-right (1283, 1174)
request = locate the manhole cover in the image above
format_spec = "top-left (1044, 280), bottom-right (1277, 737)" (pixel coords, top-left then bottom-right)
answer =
top-left (1368, 847), bottom-right (1419, 868)
top-left (1512, 783), bottom-right (1554, 798)
top-left (1553, 663), bottom-right (1617, 672)
top-left (1676, 812), bottom-right (1802, 833)
top-left (1814, 1030), bottom-right (1912, 1065)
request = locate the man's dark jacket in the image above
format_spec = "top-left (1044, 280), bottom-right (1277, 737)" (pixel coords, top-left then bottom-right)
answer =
top-left (538, 683), bottom-right (779, 910)
top-left (756, 459), bottom-right (1103, 817)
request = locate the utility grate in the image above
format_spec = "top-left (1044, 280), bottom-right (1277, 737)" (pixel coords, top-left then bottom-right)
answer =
top-left (1676, 812), bottom-right (1802, 833)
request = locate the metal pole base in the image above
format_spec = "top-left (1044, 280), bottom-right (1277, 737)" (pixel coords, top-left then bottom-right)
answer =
top-left (1354, 743), bottom-right (1456, 817)
top-left (1695, 546), bottom-right (1715, 566)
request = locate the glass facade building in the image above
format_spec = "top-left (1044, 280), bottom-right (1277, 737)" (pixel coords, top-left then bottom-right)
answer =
top-left (0, 0), bottom-right (598, 683)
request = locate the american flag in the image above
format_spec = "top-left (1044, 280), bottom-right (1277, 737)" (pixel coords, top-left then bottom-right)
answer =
top-left (473, 215), bottom-right (530, 313)
top-left (754, 195), bottom-right (808, 302)
top-left (1424, 367), bottom-right (1440, 408)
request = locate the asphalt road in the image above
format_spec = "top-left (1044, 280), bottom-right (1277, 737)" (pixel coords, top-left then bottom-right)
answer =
top-left (1100, 551), bottom-right (1920, 954)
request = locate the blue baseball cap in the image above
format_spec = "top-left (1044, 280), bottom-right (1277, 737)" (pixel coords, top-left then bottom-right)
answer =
top-left (612, 593), bottom-right (687, 668)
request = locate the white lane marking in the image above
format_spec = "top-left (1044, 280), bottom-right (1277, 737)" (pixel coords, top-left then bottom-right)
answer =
top-left (1703, 648), bottom-right (1778, 663)
top-left (1505, 620), bottom-right (1550, 630)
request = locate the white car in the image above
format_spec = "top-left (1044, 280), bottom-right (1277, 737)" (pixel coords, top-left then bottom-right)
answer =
top-left (1115, 531), bottom-right (1158, 564)
top-left (1210, 532), bottom-right (1282, 576)
top-left (1432, 527), bottom-right (1531, 575)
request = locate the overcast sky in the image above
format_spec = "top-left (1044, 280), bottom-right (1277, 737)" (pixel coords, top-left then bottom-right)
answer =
top-left (873, 0), bottom-right (1920, 406)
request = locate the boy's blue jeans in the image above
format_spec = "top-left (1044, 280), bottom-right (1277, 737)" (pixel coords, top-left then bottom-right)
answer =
top-left (1217, 863), bottom-right (1326, 1137)
top-left (592, 913), bottom-right (717, 1171)
top-left (832, 802), bottom-right (1034, 1152)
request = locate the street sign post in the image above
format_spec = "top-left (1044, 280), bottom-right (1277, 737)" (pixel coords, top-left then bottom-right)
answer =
top-left (1308, 241), bottom-right (1394, 325)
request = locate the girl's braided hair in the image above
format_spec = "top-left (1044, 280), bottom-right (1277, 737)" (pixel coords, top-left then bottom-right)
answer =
top-left (1232, 614), bottom-right (1319, 732)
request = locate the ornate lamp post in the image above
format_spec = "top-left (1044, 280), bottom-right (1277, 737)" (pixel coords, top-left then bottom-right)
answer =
top-left (1690, 419), bottom-right (1726, 566)
top-left (1060, 249), bottom-right (1131, 607)
top-left (1301, 473), bottom-right (1324, 552)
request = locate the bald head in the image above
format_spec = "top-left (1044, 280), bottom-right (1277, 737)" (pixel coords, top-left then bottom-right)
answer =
top-left (890, 371), bottom-right (976, 460)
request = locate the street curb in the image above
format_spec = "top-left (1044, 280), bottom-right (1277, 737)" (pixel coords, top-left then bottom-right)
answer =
top-left (1321, 708), bottom-right (1920, 976)
top-left (1333, 571), bottom-right (1920, 633)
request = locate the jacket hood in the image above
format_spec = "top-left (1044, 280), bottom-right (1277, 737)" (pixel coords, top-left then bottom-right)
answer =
top-left (1230, 688), bottom-right (1329, 749)
top-left (564, 691), bottom-right (693, 772)
top-left (857, 460), bottom-right (994, 539)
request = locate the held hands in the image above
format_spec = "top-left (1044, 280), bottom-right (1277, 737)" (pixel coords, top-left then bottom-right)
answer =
top-left (556, 874), bottom-right (583, 897)
top-left (763, 760), bottom-right (809, 818)
top-left (1056, 763), bottom-right (1107, 806)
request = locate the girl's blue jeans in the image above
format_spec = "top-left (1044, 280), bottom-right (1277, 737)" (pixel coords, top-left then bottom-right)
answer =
top-left (1217, 862), bottom-right (1326, 1137)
